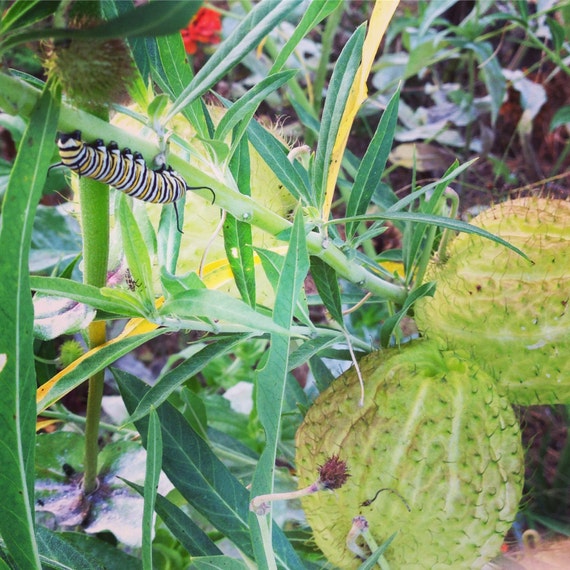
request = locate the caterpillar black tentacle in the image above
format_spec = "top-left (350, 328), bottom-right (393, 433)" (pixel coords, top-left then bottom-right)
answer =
top-left (55, 130), bottom-right (215, 233)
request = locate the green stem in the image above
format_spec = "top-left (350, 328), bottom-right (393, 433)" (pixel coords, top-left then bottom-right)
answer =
top-left (253, 513), bottom-right (278, 570)
top-left (41, 408), bottom-right (130, 434)
top-left (0, 73), bottom-right (408, 304)
top-left (79, 173), bottom-right (110, 494)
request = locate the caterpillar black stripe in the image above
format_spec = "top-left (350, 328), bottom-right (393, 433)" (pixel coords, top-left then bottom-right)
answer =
top-left (55, 130), bottom-right (215, 233)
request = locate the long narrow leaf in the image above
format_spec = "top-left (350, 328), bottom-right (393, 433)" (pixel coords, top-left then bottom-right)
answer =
top-left (250, 210), bottom-right (309, 566)
top-left (36, 526), bottom-right (103, 570)
top-left (0, 2), bottom-right (201, 53)
top-left (118, 194), bottom-right (155, 313)
top-left (270, 0), bottom-right (343, 73)
top-left (0, 85), bottom-right (59, 569)
top-left (313, 25), bottom-right (366, 208)
top-left (309, 255), bottom-right (343, 323)
top-left (385, 160), bottom-right (475, 213)
top-left (142, 409), bottom-right (162, 570)
top-left (30, 276), bottom-right (142, 316)
top-left (128, 334), bottom-right (250, 424)
top-left (379, 281), bottom-right (436, 348)
top-left (247, 120), bottom-right (311, 203)
top-left (254, 247), bottom-right (312, 327)
top-left (126, 483), bottom-right (222, 556)
top-left (36, 329), bottom-right (165, 413)
top-left (334, 211), bottom-right (531, 261)
top-left (189, 558), bottom-right (249, 570)
top-left (215, 70), bottom-right (297, 143)
top-left (154, 33), bottom-right (208, 136)
top-left (165, 0), bottom-right (299, 122)
top-left (0, 1), bottom-right (57, 35)
top-left (346, 86), bottom-right (400, 239)
top-left (158, 289), bottom-right (290, 335)
top-left (116, 370), bottom-right (303, 569)
top-left (223, 134), bottom-right (255, 306)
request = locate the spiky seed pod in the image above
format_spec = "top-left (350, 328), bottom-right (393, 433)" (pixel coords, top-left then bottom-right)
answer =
top-left (58, 340), bottom-right (84, 368)
top-left (414, 197), bottom-right (570, 406)
top-left (43, 22), bottom-right (135, 110)
top-left (295, 342), bottom-right (523, 569)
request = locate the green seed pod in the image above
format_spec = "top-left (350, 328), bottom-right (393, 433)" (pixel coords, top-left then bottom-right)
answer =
top-left (414, 197), bottom-right (570, 406)
top-left (295, 342), bottom-right (523, 569)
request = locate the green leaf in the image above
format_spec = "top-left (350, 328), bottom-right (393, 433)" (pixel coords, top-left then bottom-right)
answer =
top-left (358, 533), bottom-right (397, 570)
top-left (215, 70), bottom-right (297, 144)
top-left (338, 210), bottom-right (531, 261)
top-left (309, 255), bottom-right (343, 324)
top-left (118, 194), bottom-right (155, 312)
top-left (255, 247), bottom-right (312, 327)
top-left (126, 482), bottom-right (221, 556)
top-left (223, 135), bottom-right (255, 306)
top-left (128, 335), bottom-right (250, 425)
top-left (165, 0), bottom-right (299, 122)
top-left (550, 105), bottom-right (570, 131)
top-left (385, 160), bottom-right (475, 213)
top-left (417, 0), bottom-right (458, 37)
top-left (0, 83), bottom-right (59, 569)
top-left (0, 0), bottom-right (58, 35)
top-left (153, 33), bottom-right (208, 137)
top-left (189, 557), bottom-right (250, 570)
top-left (157, 195), bottom-right (183, 275)
top-left (467, 41), bottom-right (505, 124)
top-left (29, 276), bottom-right (142, 317)
top-left (36, 526), bottom-right (104, 570)
top-left (30, 205), bottom-right (82, 274)
top-left (308, 354), bottom-right (336, 392)
top-left (224, 212), bottom-right (256, 304)
top-left (36, 328), bottom-right (166, 413)
top-left (546, 16), bottom-right (564, 54)
top-left (313, 25), bottom-right (366, 207)
top-left (117, 372), bottom-right (246, 557)
top-left (142, 409), bottom-right (162, 570)
top-left (50, 532), bottom-right (142, 570)
top-left (250, 210), bottom-right (309, 565)
top-left (270, 0), bottom-right (343, 73)
top-left (346, 86), bottom-right (400, 239)
top-left (379, 282), bottom-right (436, 348)
top-left (288, 335), bottom-right (345, 370)
top-left (158, 289), bottom-right (291, 335)
top-left (116, 370), bottom-right (304, 569)
top-left (0, 1), bottom-right (202, 53)
top-left (247, 120), bottom-right (311, 203)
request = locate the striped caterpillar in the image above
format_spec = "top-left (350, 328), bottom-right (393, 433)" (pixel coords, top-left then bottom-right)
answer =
top-left (55, 130), bottom-right (215, 232)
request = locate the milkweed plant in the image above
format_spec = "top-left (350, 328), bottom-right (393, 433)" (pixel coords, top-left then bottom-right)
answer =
top-left (0, 1), bottom-right (567, 569)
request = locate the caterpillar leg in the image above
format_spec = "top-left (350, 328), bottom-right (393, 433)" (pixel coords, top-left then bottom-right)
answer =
top-left (173, 201), bottom-right (183, 234)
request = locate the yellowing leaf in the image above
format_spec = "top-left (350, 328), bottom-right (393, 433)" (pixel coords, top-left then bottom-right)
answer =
top-left (36, 314), bottom-right (161, 407)
top-left (36, 418), bottom-right (60, 432)
top-left (322, 0), bottom-right (399, 220)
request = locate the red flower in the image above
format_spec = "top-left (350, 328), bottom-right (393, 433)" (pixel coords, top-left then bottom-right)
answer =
top-left (181, 7), bottom-right (221, 55)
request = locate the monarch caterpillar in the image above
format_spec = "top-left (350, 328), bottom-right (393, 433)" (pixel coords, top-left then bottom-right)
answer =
top-left (55, 130), bottom-right (215, 233)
